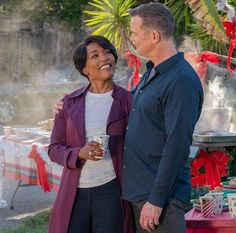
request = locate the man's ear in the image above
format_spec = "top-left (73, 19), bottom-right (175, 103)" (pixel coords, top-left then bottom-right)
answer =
top-left (152, 31), bottom-right (161, 43)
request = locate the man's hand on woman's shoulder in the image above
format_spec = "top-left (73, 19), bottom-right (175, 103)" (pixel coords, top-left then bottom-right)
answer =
top-left (53, 93), bottom-right (67, 115)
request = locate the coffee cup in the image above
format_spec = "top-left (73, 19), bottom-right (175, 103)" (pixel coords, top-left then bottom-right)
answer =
top-left (199, 196), bottom-right (214, 217)
top-left (205, 192), bottom-right (224, 215)
top-left (227, 194), bottom-right (236, 218)
top-left (3, 126), bottom-right (11, 137)
top-left (88, 135), bottom-right (110, 159)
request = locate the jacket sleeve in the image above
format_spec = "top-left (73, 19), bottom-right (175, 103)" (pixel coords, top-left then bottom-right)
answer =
top-left (48, 97), bottom-right (81, 169)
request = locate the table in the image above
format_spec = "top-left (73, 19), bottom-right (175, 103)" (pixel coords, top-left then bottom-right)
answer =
top-left (185, 208), bottom-right (236, 233)
top-left (0, 134), bottom-right (62, 208)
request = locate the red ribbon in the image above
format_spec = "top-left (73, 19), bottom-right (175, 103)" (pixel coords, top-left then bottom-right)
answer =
top-left (197, 51), bottom-right (220, 84)
top-left (28, 144), bottom-right (50, 192)
top-left (191, 150), bottom-right (229, 190)
top-left (223, 18), bottom-right (236, 73)
top-left (124, 51), bottom-right (142, 91)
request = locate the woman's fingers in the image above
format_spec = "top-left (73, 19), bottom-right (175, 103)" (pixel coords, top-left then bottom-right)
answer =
top-left (82, 143), bottom-right (104, 160)
top-left (87, 142), bottom-right (104, 155)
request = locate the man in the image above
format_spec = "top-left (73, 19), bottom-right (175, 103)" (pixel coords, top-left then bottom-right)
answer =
top-left (122, 3), bottom-right (203, 233)
top-left (54, 3), bottom-right (203, 233)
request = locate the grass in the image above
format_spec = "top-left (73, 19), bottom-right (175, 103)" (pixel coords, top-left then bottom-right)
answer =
top-left (0, 210), bottom-right (50, 233)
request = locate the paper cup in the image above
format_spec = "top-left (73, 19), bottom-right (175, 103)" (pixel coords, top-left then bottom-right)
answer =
top-left (199, 196), bottom-right (214, 217)
top-left (205, 192), bottom-right (224, 215)
top-left (3, 126), bottom-right (11, 136)
top-left (88, 135), bottom-right (110, 159)
top-left (227, 194), bottom-right (236, 218)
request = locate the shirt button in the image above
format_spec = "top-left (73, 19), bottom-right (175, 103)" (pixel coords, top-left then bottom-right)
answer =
top-left (139, 90), bottom-right (143, 93)
top-left (124, 146), bottom-right (126, 150)
top-left (132, 108), bottom-right (135, 112)
top-left (123, 165), bottom-right (126, 169)
top-left (126, 127), bottom-right (128, 130)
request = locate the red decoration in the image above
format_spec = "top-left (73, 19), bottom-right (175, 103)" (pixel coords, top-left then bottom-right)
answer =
top-left (191, 150), bottom-right (229, 190)
top-left (124, 51), bottom-right (142, 91)
top-left (197, 51), bottom-right (220, 84)
top-left (223, 18), bottom-right (236, 73)
top-left (28, 144), bottom-right (51, 192)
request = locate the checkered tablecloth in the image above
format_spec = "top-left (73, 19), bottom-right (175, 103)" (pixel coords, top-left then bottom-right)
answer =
top-left (0, 135), bottom-right (62, 192)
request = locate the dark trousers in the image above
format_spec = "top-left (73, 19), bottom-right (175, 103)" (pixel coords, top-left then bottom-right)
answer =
top-left (131, 197), bottom-right (186, 233)
top-left (67, 179), bottom-right (123, 233)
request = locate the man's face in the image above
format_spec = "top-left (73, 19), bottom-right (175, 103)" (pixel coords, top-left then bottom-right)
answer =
top-left (130, 15), bottom-right (153, 58)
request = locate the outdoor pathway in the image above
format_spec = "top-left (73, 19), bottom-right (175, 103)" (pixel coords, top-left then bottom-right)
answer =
top-left (0, 177), bottom-right (56, 230)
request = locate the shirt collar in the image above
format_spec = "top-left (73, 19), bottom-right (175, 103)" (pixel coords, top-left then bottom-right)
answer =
top-left (146, 52), bottom-right (184, 75)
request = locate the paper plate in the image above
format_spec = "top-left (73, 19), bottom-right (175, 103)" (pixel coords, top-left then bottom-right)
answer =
top-left (222, 181), bottom-right (236, 190)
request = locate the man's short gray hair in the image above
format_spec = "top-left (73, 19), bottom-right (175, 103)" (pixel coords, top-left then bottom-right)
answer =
top-left (129, 2), bottom-right (175, 38)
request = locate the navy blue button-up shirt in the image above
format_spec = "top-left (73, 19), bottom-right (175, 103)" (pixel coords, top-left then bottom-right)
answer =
top-left (122, 52), bottom-right (204, 208)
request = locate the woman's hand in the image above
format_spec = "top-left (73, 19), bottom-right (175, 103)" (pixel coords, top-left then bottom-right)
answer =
top-left (78, 141), bottom-right (104, 161)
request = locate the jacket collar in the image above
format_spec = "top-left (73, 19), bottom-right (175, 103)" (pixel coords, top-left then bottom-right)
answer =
top-left (68, 85), bottom-right (89, 99)
top-left (68, 83), bottom-right (129, 104)
top-left (67, 83), bottom-right (129, 141)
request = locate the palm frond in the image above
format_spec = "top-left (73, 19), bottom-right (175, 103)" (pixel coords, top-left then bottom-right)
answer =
top-left (83, 0), bottom-right (136, 54)
top-left (88, 3), bottom-right (105, 11)
top-left (190, 23), bottom-right (228, 55)
top-left (165, 0), bottom-right (193, 36)
top-left (186, 0), bottom-right (228, 43)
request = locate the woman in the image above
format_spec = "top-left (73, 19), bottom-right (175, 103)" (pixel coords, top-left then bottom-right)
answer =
top-left (48, 35), bottom-right (136, 233)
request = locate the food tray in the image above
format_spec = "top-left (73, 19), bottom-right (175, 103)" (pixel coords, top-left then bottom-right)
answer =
top-left (193, 132), bottom-right (236, 143)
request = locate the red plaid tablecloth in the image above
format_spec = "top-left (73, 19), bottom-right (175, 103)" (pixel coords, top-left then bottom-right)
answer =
top-left (1, 135), bottom-right (62, 192)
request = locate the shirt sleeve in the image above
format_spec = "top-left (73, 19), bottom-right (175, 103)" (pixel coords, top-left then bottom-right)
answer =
top-left (148, 75), bottom-right (203, 207)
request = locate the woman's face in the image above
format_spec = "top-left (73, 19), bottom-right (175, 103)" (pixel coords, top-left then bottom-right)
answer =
top-left (83, 42), bottom-right (116, 82)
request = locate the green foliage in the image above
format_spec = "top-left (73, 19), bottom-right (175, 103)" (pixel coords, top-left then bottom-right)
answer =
top-left (134, 0), bottom-right (165, 4)
top-left (191, 186), bottom-right (210, 199)
top-left (190, 23), bottom-right (228, 55)
top-left (228, 149), bottom-right (236, 177)
top-left (83, 0), bottom-right (136, 52)
top-left (43, 0), bottom-right (87, 28)
top-left (0, 210), bottom-right (50, 233)
top-left (165, 0), bottom-right (192, 37)
top-left (228, 0), bottom-right (236, 7)
top-left (0, 0), bottom-right (23, 13)
top-left (0, 0), bottom-right (87, 30)
top-left (164, 0), bottom-right (234, 55)
top-left (185, 0), bottom-right (227, 43)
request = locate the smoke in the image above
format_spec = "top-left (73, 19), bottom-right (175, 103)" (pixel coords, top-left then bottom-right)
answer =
top-left (208, 76), bottom-right (226, 108)
top-left (177, 37), bottom-right (236, 133)
top-left (0, 19), bottom-right (130, 125)
top-left (0, 11), bottom-right (88, 124)
top-left (195, 63), bottom-right (236, 133)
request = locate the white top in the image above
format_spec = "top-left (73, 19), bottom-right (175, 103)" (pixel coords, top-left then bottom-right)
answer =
top-left (78, 90), bottom-right (116, 188)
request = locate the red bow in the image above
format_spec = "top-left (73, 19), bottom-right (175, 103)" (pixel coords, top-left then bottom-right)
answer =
top-left (223, 18), bottom-right (236, 73)
top-left (191, 150), bottom-right (229, 190)
top-left (124, 51), bottom-right (142, 91)
top-left (197, 51), bottom-right (220, 84)
top-left (28, 144), bottom-right (50, 192)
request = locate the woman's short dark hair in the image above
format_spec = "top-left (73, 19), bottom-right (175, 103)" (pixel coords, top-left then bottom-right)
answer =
top-left (73, 35), bottom-right (118, 78)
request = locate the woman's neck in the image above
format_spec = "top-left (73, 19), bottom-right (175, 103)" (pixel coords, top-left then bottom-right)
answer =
top-left (88, 80), bottom-right (113, 94)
